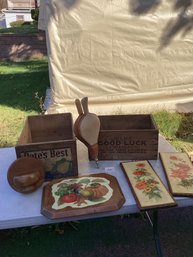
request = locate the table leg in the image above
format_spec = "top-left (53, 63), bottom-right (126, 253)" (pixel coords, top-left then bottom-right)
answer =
top-left (145, 210), bottom-right (163, 257)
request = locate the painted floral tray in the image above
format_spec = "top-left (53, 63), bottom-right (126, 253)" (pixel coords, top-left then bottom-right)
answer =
top-left (121, 160), bottom-right (177, 210)
top-left (41, 173), bottom-right (125, 219)
top-left (160, 152), bottom-right (193, 197)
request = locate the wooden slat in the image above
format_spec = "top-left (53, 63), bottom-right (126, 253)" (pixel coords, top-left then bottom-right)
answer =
top-left (28, 113), bottom-right (73, 142)
top-left (98, 115), bottom-right (159, 160)
top-left (15, 113), bottom-right (78, 180)
top-left (99, 114), bottom-right (155, 130)
top-left (17, 118), bottom-right (32, 145)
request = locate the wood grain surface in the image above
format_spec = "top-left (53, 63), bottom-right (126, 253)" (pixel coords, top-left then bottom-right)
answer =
top-left (7, 157), bottom-right (45, 193)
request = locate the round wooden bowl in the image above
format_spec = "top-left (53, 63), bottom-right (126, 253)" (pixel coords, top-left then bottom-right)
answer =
top-left (7, 157), bottom-right (45, 193)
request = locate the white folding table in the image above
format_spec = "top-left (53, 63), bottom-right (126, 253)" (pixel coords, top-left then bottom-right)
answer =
top-left (1, 136), bottom-right (193, 257)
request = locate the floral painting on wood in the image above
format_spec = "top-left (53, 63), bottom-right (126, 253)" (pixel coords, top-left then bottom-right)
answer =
top-left (121, 160), bottom-right (176, 210)
top-left (160, 152), bottom-right (193, 196)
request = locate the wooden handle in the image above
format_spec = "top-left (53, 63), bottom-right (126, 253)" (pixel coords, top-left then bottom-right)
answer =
top-left (88, 143), bottom-right (99, 160)
top-left (81, 97), bottom-right (89, 114)
top-left (75, 99), bottom-right (83, 115)
top-left (74, 96), bottom-right (100, 163)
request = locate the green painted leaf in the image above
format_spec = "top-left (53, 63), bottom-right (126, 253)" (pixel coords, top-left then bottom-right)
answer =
top-left (92, 179), bottom-right (105, 183)
top-left (78, 178), bottom-right (90, 184)
top-left (68, 180), bottom-right (77, 183)
top-left (90, 183), bottom-right (100, 187)
top-left (89, 197), bottom-right (106, 202)
top-left (56, 158), bottom-right (66, 165)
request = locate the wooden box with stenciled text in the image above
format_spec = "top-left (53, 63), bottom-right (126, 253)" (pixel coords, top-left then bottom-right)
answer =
top-left (98, 114), bottom-right (159, 160)
top-left (15, 113), bottom-right (78, 180)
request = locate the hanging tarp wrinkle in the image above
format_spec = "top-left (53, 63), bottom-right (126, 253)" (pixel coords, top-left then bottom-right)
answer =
top-left (38, 0), bottom-right (193, 115)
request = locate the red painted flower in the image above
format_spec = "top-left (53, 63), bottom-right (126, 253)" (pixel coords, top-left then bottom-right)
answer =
top-left (136, 163), bottom-right (145, 167)
top-left (171, 169), bottom-right (188, 179)
top-left (135, 181), bottom-right (147, 190)
top-left (133, 171), bottom-right (145, 176)
top-left (175, 163), bottom-right (190, 171)
top-left (170, 155), bottom-right (178, 160)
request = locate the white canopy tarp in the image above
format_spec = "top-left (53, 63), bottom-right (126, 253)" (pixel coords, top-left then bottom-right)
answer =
top-left (39, 0), bottom-right (193, 115)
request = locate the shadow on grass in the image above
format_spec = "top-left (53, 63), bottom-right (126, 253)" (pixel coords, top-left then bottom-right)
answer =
top-left (0, 60), bottom-right (49, 112)
top-left (0, 216), bottom-right (156, 257)
top-left (1, 207), bottom-right (193, 257)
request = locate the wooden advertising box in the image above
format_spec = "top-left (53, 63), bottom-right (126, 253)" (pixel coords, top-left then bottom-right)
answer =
top-left (15, 113), bottom-right (78, 180)
top-left (98, 114), bottom-right (159, 160)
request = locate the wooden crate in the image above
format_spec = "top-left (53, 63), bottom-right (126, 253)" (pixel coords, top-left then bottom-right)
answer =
top-left (15, 113), bottom-right (78, 180)
top-left (98, 114), bottom-right (159, 160)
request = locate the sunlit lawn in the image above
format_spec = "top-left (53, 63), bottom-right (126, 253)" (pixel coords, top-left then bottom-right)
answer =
top-left (0, 23), bottom-right (38, 34)
top-left (0, 59), bottom-right (49, 147)
top-left (0, 59), bottom-right (193, 155)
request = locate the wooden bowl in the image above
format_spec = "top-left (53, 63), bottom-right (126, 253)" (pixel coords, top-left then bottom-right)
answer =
top-left (7, 157), bottom-right (45, 193)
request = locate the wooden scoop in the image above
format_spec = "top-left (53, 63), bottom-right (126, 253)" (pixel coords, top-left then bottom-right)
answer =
top-left (74, 97), bottom-right (100, 167)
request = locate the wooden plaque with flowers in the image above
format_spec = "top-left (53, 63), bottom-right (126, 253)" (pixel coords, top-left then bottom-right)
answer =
top-left (160, 152), bottom-right (193, 197)
top-left (121, 160), bottom-right (176, 210)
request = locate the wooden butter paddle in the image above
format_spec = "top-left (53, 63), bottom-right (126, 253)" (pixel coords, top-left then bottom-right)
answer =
top-left (74, 97), bottom-right (100, 168)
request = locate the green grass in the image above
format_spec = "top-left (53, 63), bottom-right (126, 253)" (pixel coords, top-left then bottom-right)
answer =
top-left (153, 111), bottom-right (193, 153)
top-left (0, 59), bottom-right (193, 154)
top-left (0, 23), bottom-right (39, 34)
top-left (0, 59), bottom-right (49, 147)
